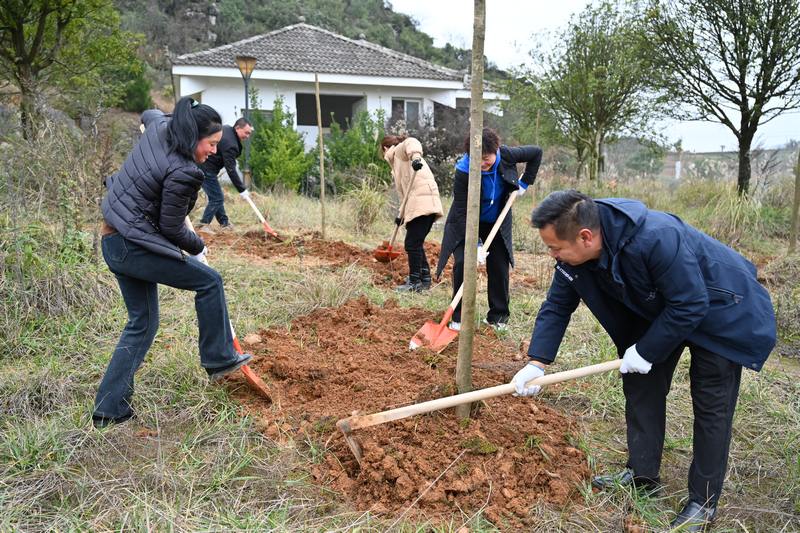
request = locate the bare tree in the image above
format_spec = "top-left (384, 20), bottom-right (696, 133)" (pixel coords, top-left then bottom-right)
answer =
top-left (455, 0), bottom-right (485, 419)
top-left (647, 0), bottom-right (800, 195)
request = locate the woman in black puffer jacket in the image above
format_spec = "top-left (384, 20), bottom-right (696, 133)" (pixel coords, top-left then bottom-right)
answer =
top-left (94, 97), bottom-right (251, 429)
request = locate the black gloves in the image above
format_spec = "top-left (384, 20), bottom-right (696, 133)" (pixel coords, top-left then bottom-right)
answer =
top-left (395, 217), bottom-right (403, 226)
top-left (411, 159), bottom-right (423, 171)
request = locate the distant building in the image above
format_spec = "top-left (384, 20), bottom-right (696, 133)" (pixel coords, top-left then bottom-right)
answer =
top-left (171, 23), bottom-right (506, 150)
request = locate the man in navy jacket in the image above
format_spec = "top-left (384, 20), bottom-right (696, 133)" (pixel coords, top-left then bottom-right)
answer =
top-left (512, 190), bottom-right (776, 531)
top-left (198, 117), bottom-right (253, 230)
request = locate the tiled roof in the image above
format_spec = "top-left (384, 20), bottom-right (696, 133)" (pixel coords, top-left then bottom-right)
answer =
top-left (173, 23), bottom-right (464, 82)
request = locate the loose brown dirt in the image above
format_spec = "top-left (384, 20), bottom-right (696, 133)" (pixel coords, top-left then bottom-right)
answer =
top-left (227, 297), bottom-right (589, 527)
top-left (203, 230), bottom-right (451, 287)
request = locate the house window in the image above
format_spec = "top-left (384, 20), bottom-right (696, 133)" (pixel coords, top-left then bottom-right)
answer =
top-left (391, 98), bottom-right (421, 127)
top-left (249, 109), bottom-right (273, 122)
top-left (296, 93), bottom-right (364, 128)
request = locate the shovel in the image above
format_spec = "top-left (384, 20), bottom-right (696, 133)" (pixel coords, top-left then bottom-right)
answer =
top-left (185, 217), bottom-right (272, 402)
top-left (337, 358), bottom-right (622, 466)
top-left (409, 192), bottom-right (517, 352)
top-left (374, 168), bottom-right (419, 263)
top-left (241, 193), bottom-right (283, 242)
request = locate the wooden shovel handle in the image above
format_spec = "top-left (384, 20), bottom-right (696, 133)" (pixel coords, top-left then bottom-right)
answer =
top-left (387, 169), bottom-right (419, 250)
top-left (243, 194), bottom-right (267, 224)
top-left (339, 359), bottom-right (621, 432)
top-left (446, 193), bottom-right (516, 311)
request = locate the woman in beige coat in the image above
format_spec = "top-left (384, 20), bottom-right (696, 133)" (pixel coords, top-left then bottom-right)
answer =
top-left (380, 135), bottom-right (443, 292)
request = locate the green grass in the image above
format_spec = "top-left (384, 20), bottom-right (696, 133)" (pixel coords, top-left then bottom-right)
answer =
top-left (1, 182), bottom-right (798, 531)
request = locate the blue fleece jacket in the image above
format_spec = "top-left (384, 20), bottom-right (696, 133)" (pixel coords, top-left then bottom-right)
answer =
top-left (454, 150), bottom-right (502, 222)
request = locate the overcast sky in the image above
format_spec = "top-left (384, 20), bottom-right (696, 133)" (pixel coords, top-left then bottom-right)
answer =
top-left (391, 0), bottom-right (798, 153)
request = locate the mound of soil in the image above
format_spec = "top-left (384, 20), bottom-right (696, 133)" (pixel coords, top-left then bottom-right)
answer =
top-left (203, 230), bottom-right (451, 287)
top-left (229, 297), bottom-right (589, 526)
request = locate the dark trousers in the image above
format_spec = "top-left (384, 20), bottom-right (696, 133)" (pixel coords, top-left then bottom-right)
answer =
top-left (404, 214), bottom-right (436, 277)
top-left (200, 172), bottom-right (229, 225)
top-left (623, 343), bottom-right (742, 506)
top-left (451, 221), bottom-right (510, 323)
top-left (94, 233), bottom-right (238, 420)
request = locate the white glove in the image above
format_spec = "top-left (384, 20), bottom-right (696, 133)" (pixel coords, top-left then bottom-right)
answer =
top-left (239, 189), bottom-right (251, 200)
top-left (477, 244), bottom-right (489, 265)
top-left (620, 345), bottom-right (652, 374)
top-left (517, 180), bottom-right (529, 196)
top-left (512, 362), bottom-right (545, 396)
top-left (190, 246), bottom-right (208, 264)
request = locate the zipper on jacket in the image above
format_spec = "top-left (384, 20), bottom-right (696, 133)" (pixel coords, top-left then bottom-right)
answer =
top-left (708, 286), bottom-right (743, 304)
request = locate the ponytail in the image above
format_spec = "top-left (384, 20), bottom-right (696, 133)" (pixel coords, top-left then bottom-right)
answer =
top-left (167, 96), bottom-right (222, 160)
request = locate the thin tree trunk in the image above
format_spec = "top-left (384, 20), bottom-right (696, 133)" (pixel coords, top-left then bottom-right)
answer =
top-left (789, 149), bottom-right (800, 254)
top-left (455, 0), bottom-right (485, 420)
top-left (315, 73), bottom-right (326, 239)
top-left (737, 134), bottom-right (753, 195)
top-left (18, 67), bottom-right (37, 140)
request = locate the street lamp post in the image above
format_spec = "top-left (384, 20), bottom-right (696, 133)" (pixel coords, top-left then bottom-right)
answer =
top-left (235, 55), bottom-right (257, 186)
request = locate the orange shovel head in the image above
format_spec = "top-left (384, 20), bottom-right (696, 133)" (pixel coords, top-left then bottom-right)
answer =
top-left (373, 241), bottom-right (403, 263)
top-left (409, 320), bottom-right (460, 353)
top-left (240, 365), bottom-right (273, 404)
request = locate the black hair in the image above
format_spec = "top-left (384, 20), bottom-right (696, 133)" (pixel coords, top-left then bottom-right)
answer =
top-left (462, 127), bottom-right (501, 155)
top-left (167, 96), bottom-right (222, 160)
top-left (531, 189), bottom-right (600, 240)
top-left (233, 117), bottom-right (252, 129)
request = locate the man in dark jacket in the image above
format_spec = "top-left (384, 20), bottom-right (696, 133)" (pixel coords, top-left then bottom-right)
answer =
top-left (198, 117), bottom-right (253, 230)
top-left (512, 190), bottom-right (776, 531)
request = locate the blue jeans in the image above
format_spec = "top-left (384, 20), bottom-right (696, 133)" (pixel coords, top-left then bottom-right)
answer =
top-left (200, 172), bottom-right (229, 225)
top-left (94, 233), bottom-right (239, 420)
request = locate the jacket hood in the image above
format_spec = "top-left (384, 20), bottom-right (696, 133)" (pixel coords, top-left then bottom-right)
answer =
top-left (454, 149), bottom-right (500, 174)
top-left (595, 198), bottom-right (648, 254)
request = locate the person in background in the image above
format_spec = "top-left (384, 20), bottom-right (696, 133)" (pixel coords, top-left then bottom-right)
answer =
top-left (380, 135), bottom-right (444, 292)
top-left (512, 190), bottom-right (776, 531)
top-left (435, 127), bottom-right (542, 331)
top-left (95, 97), bottom-right (252, 429)
top-left (197, 117), bottom-right (254, 231)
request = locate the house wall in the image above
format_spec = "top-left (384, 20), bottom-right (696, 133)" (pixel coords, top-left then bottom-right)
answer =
top-left (176, 72), bottom-right (460, 151)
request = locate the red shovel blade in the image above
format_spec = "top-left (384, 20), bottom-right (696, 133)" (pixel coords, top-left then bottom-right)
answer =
top-left (373, 241), bottom-right (403, 263)
top-left (240, 365), bottom-right (273, 403)
top-left (262, 221), bottom-right (283, 242)
top-left (409, 319), bottom-right (459, 353)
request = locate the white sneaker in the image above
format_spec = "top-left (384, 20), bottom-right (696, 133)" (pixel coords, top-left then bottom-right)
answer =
top-left (448, 321), bottom-right (461, 331)
top-left (482, 319), bottom-right (508, 332)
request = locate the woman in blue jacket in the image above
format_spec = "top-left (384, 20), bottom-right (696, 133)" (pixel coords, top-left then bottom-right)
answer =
top-left (94, 97), bottom-right (251, 429)
top-left (435, 128), bottom-right (542, 330)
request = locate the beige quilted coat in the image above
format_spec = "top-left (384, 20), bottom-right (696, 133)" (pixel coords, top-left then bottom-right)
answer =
top-left (383, 137), bottom-right (443, 223)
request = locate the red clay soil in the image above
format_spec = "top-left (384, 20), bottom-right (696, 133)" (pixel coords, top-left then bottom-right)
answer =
top-left (227, 297), bottom-right (589, 527)
top-left (203, 230), bottom-right (451, 287)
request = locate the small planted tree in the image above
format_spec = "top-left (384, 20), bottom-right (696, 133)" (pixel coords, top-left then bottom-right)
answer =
top-left (248, 95), bottom-right (313, 191)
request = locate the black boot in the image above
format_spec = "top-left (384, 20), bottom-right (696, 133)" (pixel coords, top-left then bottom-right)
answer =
top-left (418, 265), bottom-right (432, 291)
top-left (395, 274), bottom-right (422, 292)
top-left (591, 468), bottom-right (662, 494)
top-left (669, 501), bottom-right (716, 532)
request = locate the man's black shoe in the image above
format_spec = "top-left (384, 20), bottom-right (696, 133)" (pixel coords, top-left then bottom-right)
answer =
top-left (206, 353), bottom-right (253, 382)
top-left (591, 468), bottom-right (662, 494)
top-left (670, 500), bottom-right (716, 532)
top-left (92, 412), bottom-right (134, 429)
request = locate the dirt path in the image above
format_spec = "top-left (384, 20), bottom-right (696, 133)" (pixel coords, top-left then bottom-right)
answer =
top-left (227, 297), bottom-right (589, 526)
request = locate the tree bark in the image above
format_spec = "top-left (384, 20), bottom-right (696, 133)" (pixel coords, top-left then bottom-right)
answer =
top-left (789, 149), bottom-right (800, 254)
top-left (737, 132), bottom-right (754, 196)
top-left (455, 0), bottom-right (485, 420)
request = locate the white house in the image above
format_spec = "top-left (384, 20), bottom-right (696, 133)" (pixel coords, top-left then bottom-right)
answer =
top-left (171, 23), bottom-right (506, 151)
